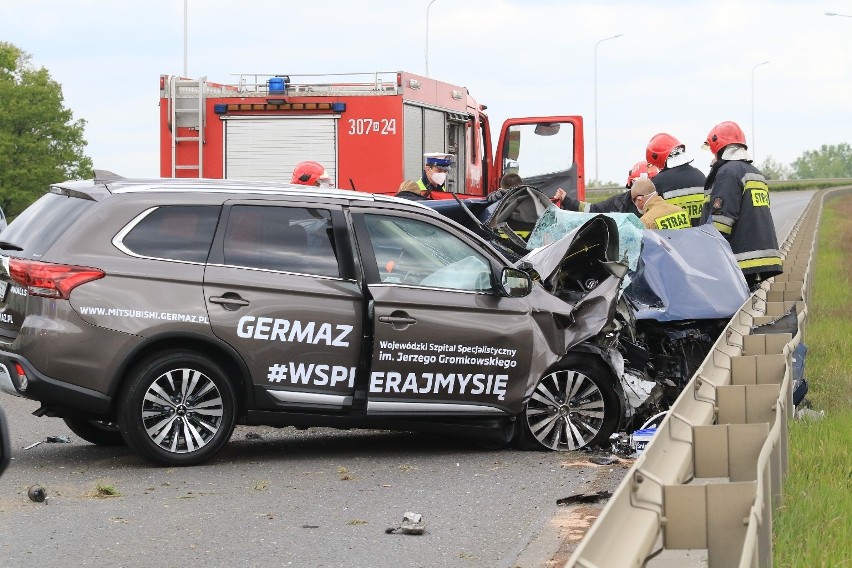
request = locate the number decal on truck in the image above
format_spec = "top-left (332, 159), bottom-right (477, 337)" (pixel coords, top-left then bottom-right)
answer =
top-left (347, 118), bottom-right (397, 135)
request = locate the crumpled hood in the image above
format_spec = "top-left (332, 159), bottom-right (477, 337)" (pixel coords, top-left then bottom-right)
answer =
top-left (517, 216), bottom-right (629, 399)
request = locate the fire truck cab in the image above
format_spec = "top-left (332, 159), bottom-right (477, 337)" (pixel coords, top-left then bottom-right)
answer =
top-left (159, 71), bottom-right (585, 200)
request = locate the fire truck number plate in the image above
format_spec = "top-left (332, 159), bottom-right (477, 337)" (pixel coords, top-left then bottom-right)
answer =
top-left (347, 118), bottom-right (397, 136)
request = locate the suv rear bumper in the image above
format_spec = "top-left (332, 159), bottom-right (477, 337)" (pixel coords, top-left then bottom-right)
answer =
top-left (0, 351), bottom-right (112, 414)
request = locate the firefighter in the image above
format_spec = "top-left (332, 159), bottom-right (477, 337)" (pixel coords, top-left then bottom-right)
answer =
top-left (417, 153), bottom-right (454, 198)
top-left (700, 120), bottom-right (782, 289)
top-left (554, 160), bottom-right (658, 216)
top-left (631, 177), bottom-right (690, 230)
top-left (291, 161), bottom-right (333, 188)
top-left (645, 133), bottom-right (707, 226)
top-left (485, 172), bottom-right (525, 202)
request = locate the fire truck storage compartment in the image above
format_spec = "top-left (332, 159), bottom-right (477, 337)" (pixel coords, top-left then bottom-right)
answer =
top-left (223, 116), bottom-right (337, 182)
top-left (403, 104), bottom-right (466, 194)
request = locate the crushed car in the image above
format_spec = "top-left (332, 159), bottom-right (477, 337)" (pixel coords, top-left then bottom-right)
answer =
top-left (1, 172), bottom-right (638, 466)
top-left (425, 185), bottom-right (754, 438)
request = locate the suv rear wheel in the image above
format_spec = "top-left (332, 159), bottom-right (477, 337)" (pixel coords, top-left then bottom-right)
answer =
top-left (118, 351), bottom-right (237, 466)
top-left (517, 357), bottom-right (619, 451)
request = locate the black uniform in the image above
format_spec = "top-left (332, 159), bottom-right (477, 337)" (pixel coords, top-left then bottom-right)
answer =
top-left (700, 159), bottom-right (782, 287)
top-left (560, 190), bottom-right (639, 217)
top-left (652, 163), bottom-right (707, 227)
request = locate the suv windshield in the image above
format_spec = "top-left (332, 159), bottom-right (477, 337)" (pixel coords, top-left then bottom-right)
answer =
top-left (0, 193), bottom-right (95, 259)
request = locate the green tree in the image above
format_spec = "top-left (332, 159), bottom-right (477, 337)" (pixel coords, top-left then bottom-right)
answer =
top-left (790, 143), bottom-right (852, 180)
top-left (0, 42), bottom-right (92, 217)
top-left (758, 155), bottom-right (792, 180)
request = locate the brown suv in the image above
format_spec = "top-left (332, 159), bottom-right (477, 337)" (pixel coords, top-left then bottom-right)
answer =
top-left (0, 172), bottom-right (627, 465)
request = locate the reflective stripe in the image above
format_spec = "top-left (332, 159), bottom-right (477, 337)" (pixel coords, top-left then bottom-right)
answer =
top-left (744, 179), bottom-right (770, 207)
top-left (737, 256), bottom-right (783, 269)
top-left (582, 202), bottom-right (593, 213)
top-left (654, 211), bottom-right (690, 230)
top-left (663, 193), bottom-right (704, 219)
top-left (713, 221), bottom-right (732, 234)
top-left (735, 249), bottom-right (782, 261)
top-left (662, 185), bottom-right (703, 199)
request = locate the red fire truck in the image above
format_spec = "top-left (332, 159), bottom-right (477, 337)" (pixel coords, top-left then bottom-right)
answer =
top-left (159, 71), bottom-right (585, 200)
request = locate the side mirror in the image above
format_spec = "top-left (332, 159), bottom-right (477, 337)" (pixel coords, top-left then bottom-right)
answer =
top-left (501, 267), bottom-right (532, 297)
top-left (0, 407), bottom-right (10, 477)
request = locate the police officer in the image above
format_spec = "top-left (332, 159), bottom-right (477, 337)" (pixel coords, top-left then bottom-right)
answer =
top-left (291, 161), bottom-right (333, 188)
top-left (417, 152), bottom-right (454, 198)
top-left (554, 160), bottom-right (658, 217)
top-left (700, 121), bottom-right (782, 289)
top-left (645, 133), bottom-right (707, 226)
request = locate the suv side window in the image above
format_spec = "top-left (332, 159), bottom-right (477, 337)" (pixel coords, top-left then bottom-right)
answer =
top-left (364, 214), bottom-right (492, 291)
top-left (223, 205), bottom-right (339, 278)
top-left (122, 205), bottom-right (220, 263)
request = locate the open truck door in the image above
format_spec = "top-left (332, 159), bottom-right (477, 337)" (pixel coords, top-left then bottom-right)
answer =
top-left (494, 116), bottom-right (585, 201)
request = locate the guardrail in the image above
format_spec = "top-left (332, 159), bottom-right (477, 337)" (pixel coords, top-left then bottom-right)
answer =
top-left (565, 189), bottom-right (831, 567)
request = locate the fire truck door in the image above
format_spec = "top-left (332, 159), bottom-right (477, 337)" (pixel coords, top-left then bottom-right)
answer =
top-left (495, 116), bottom-right (585, 201)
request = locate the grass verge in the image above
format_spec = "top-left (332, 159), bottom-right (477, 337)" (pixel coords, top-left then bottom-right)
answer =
top-left (773, 193), bottom-right (852, 567)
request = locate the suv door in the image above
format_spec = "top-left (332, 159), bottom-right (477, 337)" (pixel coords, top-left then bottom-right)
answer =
top-left (351, 209), bottom-right (536, 416)
top-left (204, 200), bottom-right (363, 412)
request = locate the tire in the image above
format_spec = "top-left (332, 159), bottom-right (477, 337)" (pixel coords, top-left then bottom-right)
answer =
top-left (118, 351), bottom-right (237, 466)
top-left (63, 417), bottom-right (125, 446)
top-left (517, 358), bottom-right (620, 451)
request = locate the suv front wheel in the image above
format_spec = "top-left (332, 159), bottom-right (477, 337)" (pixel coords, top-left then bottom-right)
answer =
top-left (517, 357), bottom-right (619, 451)
top-left (118, 351), bottom-right (237, 466)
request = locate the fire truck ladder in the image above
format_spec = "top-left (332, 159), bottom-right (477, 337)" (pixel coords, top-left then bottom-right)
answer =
top-left (169, 76), bottom-right (206, 177)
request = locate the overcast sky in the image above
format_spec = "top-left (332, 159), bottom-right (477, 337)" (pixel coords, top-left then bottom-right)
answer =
top-left (3, 0), bottom-right (851, 184)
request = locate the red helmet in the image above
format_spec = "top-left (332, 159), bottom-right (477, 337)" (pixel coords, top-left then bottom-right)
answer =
top-left (645, 133), bottom-right (684, 170)
top-left (703, 121), bottom-right (747, 156)
top-left (626, 161), bottom-right (659, 187)
top-left (291, 161), bottom-right (331, 187)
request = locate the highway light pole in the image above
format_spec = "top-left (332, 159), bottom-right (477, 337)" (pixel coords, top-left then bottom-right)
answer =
top-left (594, 34), bottom-right (624, 185)
top-left (425, 0), bottom-right (440, 77)
top-left (751, 60), bottom-right (770, 163)
top-left (183, 0), bottom-right (188, 76)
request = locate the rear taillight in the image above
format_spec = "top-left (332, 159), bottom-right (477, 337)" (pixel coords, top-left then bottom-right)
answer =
top-left (8, 259), bottom-right (105, 299)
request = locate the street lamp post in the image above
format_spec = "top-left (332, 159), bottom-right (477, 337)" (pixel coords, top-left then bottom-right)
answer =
top-left (183, 0), bottom-right (188, 76)
top-left (751, 60), bottom-right (770, 163)
top-left (425, 0), bottom-right (440, 77)
top-left (594, 34), bottom-right (624, 185)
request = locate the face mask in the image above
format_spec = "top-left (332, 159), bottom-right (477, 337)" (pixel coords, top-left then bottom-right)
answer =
top-left (316, 178), bottom-right (333, 189)
top-left (431, 172), bottom-right (447, 185)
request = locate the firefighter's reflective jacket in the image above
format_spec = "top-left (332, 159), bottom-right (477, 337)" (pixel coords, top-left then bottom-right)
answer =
top-left (700, 160), bottom-right (782, 277)
top-left (653, 163), bottom-right (707, 227)
top-left (641, 196), bottom-right (691, 230)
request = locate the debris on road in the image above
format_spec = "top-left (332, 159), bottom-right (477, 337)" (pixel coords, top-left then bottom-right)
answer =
top-left (23, 435), bottom-right (73, 450)
top-left (386, 512), bottom-right (426, 535)
top-left (588, 455), bottom-right (619, 466)
top-left (27, 484), bottom-right (47, 503)
top-left (556, 490), bottom-right (612, 506)
top-left (46, 435), bottom-right (71, 443)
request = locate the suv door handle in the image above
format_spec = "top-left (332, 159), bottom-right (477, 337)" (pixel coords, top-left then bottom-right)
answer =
top-left (378, 311), bottom-right (417, 330)
top-left (378, 315), bottom-right (417, 325)
top-left (209, 295), bottom-right (250, 308)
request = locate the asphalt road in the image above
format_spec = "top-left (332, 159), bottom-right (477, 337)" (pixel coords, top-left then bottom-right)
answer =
top-left (0, 395), bottom-right (625, 568)
top-left (0, 189), bottom-right (815, 568)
